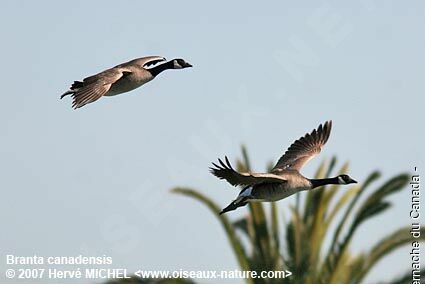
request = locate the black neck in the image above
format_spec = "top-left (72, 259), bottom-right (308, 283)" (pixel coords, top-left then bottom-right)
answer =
top-left (309, 177), bottom-right (340, 188)
top-left (147, 61), bottom-right (174, 77)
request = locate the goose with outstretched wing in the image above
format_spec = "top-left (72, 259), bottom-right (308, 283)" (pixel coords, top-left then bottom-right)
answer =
top-left (61, 56), bottom-right (192, 109)
top-left (210, 121), bottom-right (357, 214)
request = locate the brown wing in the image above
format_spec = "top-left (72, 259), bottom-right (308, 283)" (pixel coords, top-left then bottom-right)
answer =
top-left (116, 56), bottom-right (166, 68)
top-left (62, 68), bottom-right (131, 109)
top-left (142, 58), bottom-right (167, 67)
top-left (272, 121), bottom-right (332, 172)
top-left (210, 156), bottom-right (287, 187)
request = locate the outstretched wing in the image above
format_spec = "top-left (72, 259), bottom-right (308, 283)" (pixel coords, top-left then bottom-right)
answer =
top-left (210, 156), bottom-right (287, 187)
top-left (272, 121), bottom-right (332, 172)
top-left (142, 57), bottom-right (167, 68)
top-left (117, 56), bottom-right (167, 69)
top-left (62, 68), bottom-right (131, 109)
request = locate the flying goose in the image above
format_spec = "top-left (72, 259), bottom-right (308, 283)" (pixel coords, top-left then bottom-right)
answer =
top-left (61, 56), bottom-right (192, 109)
top-left (210, 121), bottom-right (357, 214)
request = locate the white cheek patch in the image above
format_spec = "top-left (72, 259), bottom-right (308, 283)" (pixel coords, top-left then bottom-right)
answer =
top-left (173, 61), bottom-right (183, 69)
top-left (338, 176), bottom-right (346, 184)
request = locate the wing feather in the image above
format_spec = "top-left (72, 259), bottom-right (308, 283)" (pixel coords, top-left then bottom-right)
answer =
top-left (210, 156), bottom-right (287, 187)
top-left (272, 121), bottom-right (332, 172)
top-left (63, 68), bottom-right (131, 109)
top-left (116, 56), bottom-right (166, 69)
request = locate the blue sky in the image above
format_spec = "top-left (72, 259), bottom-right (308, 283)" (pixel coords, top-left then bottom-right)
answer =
top-left (1, 1), bottom-right (424, 283)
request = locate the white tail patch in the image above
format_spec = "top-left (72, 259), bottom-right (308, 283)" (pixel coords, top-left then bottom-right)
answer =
top-left (234, 187), bottom-right (252, 203)
top-left (240, 187), bottom-right (252, 197)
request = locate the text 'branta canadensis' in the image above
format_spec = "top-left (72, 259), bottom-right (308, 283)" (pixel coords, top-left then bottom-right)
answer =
top-left (210, 121), bottom-right (357, 214)
top-left (61, 56), bottom-right (192, 109)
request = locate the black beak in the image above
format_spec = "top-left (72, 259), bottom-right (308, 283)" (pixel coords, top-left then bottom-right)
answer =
top-left (348, 178), bottom-right (358, 184)
top-left (184, 62), bottom-right (193, 68)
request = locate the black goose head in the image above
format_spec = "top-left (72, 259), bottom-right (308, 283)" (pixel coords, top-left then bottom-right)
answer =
top-left (171, 58), bottom-right (192, 69)
top-left (146, 58), bottom-right (192, 77)
top-left (337, 174), bottom-right (357, 185)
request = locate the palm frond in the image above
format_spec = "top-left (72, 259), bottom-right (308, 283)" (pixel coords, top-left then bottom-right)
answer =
top-left (352, 227), bottom-right (425, 283)
top-left (171, 187), bottom-right (252, 277)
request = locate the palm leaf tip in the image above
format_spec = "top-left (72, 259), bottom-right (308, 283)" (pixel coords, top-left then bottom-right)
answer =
top-left (170, 186), bottom-right (251, 273)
